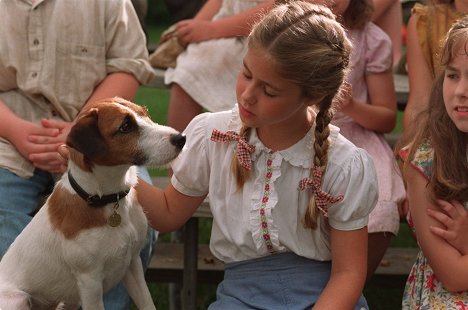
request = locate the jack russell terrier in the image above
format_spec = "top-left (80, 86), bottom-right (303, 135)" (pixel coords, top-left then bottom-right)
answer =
top-left (0, 97), bottom-right (185, 310)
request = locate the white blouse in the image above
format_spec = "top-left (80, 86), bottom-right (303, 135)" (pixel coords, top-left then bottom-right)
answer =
top-left (171, 106), bottom-right (378, 263)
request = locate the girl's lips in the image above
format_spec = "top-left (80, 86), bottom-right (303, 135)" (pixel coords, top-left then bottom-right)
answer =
top-left (239, 104), bottom-right (254, 118)
top-left (455, 106), bottom-right (468, 116)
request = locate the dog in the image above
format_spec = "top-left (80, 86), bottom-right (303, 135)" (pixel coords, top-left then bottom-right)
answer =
top-left (0, 97), bottom-right (185, 310)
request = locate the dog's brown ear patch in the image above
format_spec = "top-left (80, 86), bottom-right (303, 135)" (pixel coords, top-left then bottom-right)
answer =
top-left (48, 184), bottom-right (107, 239)
top-left (67, 108), bottom-right (107, 159)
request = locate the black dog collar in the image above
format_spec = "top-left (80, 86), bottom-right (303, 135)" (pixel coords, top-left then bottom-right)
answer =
top-left (67, 171), bottom-right (130, 208)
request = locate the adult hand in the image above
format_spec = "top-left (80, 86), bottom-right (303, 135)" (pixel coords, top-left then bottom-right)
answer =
top-left (176, 19), bottom-right (216, 45)
top-left (28, 119), bottom-right (73, 173)
top-left (428, 199), bottom-right (468, 255)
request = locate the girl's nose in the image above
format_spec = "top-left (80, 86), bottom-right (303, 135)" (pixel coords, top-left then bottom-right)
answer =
top-left (241, 86), bottom-right (256, 106)
top-left (455, 78), bottom-right (468, 98)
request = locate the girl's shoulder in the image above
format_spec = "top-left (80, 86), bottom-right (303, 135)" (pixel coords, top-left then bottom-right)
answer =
top-left (400, 140), bottom-right (433, 180)
top-left (327, 128), bottom-right (376, 173)
top-left (185, 107), bottom-right (241, 138)
top-left (411, 2), bottom-right (429, 18)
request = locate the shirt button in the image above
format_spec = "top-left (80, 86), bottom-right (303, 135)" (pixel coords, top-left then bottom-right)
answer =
top-left (33, 39), bottom-right (39, 45)
top-left (31, 72), bottom-right (37, 78)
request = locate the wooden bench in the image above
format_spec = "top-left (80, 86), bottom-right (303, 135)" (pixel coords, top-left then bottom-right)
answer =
top-left (145, 176), bottom-right (418, 309)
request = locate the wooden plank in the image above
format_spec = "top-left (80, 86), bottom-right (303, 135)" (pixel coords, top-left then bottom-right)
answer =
top-left (374, 247), bottom-right (418, 276)
top-left (394, 73), bottom-right (409, 111)
top-left (146, 243), bottom-right (418, 282)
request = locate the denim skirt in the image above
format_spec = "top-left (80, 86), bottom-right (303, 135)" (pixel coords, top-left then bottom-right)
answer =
top-left (208, 252), bottom-right (368, 310)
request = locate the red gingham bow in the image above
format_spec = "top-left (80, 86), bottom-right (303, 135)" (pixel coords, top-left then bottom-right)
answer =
top-left (210, 129), bottom-right (256, 170)
top-left (298, 167), bottom-right (344, 217)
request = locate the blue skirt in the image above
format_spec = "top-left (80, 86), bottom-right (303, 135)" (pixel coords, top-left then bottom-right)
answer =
top-left (209, 252), bottom-right (368, 310)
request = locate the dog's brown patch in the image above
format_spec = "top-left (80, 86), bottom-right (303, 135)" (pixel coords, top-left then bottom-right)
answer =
top-left (48, 184), bottom-right (107, 239)
top-left (67, 98), bottom-right (144, 167)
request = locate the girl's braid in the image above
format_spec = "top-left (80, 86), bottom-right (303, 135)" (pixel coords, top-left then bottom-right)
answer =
top-left (303, 94), bottom-right (334, 229)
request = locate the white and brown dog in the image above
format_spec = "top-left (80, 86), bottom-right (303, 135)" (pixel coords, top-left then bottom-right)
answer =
top-left (0, 97), bottom-right (185, 310)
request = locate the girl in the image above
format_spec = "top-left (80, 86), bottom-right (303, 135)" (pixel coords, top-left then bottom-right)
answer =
top-left (164, 0), bottom-right (274, 132)
top-left (327, 0), bottom-right (406, 279)
top-left (403, 0), bottom-right (468, 129)
top-left (398, 17), bottom-right (468, 309)
top-left (139, 2), bottom-right (378, 309)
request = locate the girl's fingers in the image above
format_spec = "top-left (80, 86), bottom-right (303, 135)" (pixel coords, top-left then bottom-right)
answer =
top-left (429, 225), bottom-right (455, 241)
top-left (427, 208), bottom-right (452, 227)
top-left (436, 199), bottom-right (459, 218)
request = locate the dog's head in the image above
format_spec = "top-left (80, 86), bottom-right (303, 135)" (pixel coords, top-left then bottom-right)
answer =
top-left (66, 97), bottom-right (185, 171)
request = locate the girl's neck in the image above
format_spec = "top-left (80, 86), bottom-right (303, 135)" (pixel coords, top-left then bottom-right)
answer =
top-left (256, 110), bottom-right (315, 152)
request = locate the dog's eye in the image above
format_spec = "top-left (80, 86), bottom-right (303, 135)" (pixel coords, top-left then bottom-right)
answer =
top-left (119, 116), bottom-right (135, 133)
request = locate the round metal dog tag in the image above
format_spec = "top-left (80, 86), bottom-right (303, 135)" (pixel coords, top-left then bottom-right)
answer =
top-left (108, 212), bottom-right (121, 227)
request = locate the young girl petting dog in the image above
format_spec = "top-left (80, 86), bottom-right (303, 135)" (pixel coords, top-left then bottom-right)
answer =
top-left (397, 17), bottom-right (468, 309)
top-left (138, 2), bottom-right (378, 308)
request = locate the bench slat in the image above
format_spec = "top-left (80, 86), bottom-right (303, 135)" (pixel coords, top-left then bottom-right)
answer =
top-left (146, 242), bottom-right (418, 282)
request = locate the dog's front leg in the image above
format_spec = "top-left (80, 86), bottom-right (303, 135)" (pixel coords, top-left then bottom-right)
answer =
top-left (123, 256), bottom-right (156, 310)
top-left (76, 273), bottom-right (105, 310)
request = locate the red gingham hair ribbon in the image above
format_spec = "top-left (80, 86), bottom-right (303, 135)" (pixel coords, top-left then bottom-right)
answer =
top-left (298, 167), bottom-right (344, 217)
top-left (211, 129), bottom-right (256, 170)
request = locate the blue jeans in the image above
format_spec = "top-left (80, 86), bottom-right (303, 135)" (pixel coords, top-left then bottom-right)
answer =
top-left (0, 167), bottom-right (157, 309)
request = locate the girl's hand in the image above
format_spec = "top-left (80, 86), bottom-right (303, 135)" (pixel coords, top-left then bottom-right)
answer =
top-left (427, 199), bottom-right (468, 255)
top-left (28, 119), bottom-right (73, 173)
top-left (176, 19), bottom-right (216, 45)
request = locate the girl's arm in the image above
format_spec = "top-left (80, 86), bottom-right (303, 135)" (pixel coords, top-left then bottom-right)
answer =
top-left (136, 178), bottom-right (206, 233)
top-left (406, 167), bottom-right (468, 292)
top-left (340, 71), bottom-right (397, 133)
top-left (313, 227), bottom-right (368, 309)
top-left (402, 13), bottom-right (433, 130)
top-left (176, 0), bottom-right (274, 44)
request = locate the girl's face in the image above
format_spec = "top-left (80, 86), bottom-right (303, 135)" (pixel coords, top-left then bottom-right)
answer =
top-left (235, 47), bottom-right (317, 133)
top-left (443, 47), bottom-right (468, 133)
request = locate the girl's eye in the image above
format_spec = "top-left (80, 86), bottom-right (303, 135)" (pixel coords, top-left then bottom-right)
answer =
top-left (445, 70), bottom-right (459, 80)
top-left (242, 71), bottom-right (252, 80)
top-left (264, 87), bottom-right (276, 97)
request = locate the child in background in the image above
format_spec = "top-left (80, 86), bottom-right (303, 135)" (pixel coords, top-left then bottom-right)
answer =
top-left (164, 0), bottom-right (274, 132)
top-left (372, 0), bottom-right (403, 67)
top-left (327, 0), bottom-right (406, 279)
top-left (403, 0), bottom-right (467, 129)
top-left (398, 17), bottom-right (468, 308)
top-left (138, 2), bottom-right (378, 308)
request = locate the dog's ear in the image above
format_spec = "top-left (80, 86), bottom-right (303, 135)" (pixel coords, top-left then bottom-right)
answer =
top-left (66, 108), bottom-right (107, 158)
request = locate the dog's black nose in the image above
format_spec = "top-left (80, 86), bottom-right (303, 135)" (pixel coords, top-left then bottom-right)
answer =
top-left (170, 133), bottom-right (186, 150)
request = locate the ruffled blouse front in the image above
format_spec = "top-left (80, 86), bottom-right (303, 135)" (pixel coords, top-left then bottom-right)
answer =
top-left (171, 106), bottom-right (378, 263)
